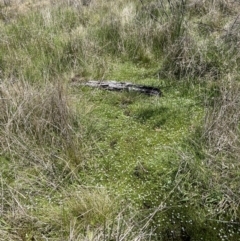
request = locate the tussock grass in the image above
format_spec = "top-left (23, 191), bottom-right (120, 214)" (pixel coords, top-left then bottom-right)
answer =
top-left (62, 187), bottom-right (153, 240)
top-left (0, 80), bottom-right (74, 153)
top-left (204, 78), bottom-right (240, 154)
top-left (67, 188), bottom-right (119, 226)
top-left (202, 76), bottom-right (240, 216)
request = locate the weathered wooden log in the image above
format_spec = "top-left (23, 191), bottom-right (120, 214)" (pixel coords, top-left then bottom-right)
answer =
top-left (80, 80), bottom-right (161, 96)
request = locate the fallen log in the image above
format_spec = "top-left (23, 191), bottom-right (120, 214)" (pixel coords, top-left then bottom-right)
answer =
top-left (78, 80), bottom-right (161, 96)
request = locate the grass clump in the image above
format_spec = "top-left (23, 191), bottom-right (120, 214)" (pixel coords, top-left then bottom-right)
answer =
top-left (0, 80), bottom-right (75, 154)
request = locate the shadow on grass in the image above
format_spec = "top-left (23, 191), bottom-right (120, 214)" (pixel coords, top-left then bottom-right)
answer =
top-left (133, 106), bottom-right (170, 128)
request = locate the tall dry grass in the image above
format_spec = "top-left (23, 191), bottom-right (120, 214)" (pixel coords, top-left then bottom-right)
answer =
top-left (0, 80), bottom-right (73, 153)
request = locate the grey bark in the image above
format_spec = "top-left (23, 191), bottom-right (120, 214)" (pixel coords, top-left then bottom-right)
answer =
top-left (80, 80), bottom-right (161, 96)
